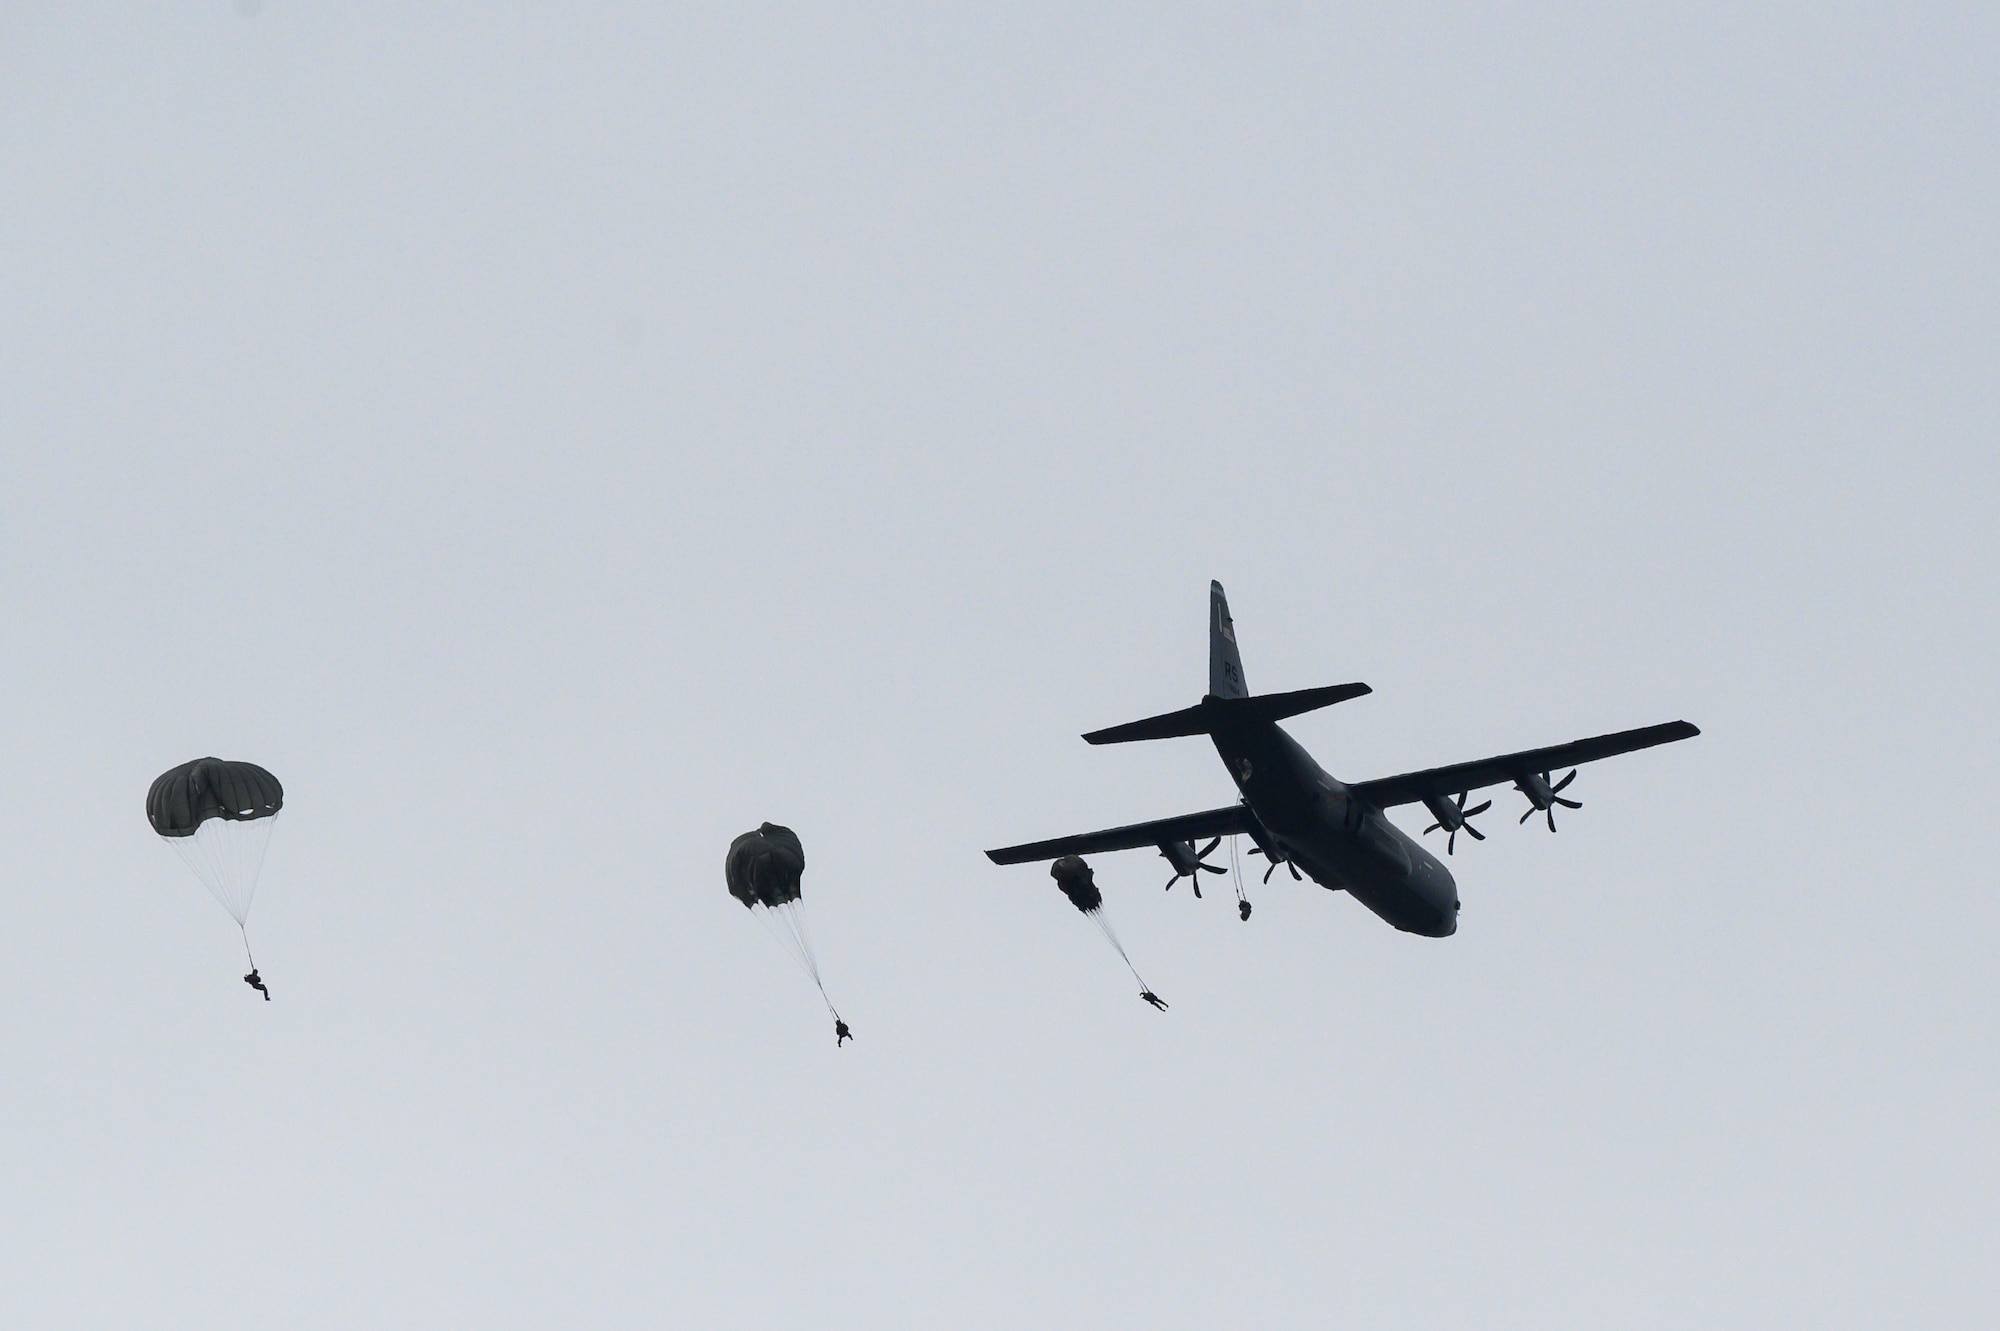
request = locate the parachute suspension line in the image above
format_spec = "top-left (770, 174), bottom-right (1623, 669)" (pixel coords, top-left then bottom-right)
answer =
top-left (1089, 908), bottom-right (1150, 994)
top-left (785, 904), bottom-right (842, 1023)
top-left (166, 814), bottom-right (276, 926)
top-left (755, 899), bottom-right (840, 1018)
top-left (778, 900), bottom-right (824, 991)
top-left (753, 903), bottom-right (811, 982)
top-left (239, 812), bottom-right (277, 917)
top-left (1089, 908), bottom-right (1129, 966)
top-left (1229, 835), bottom-right (1247, 908)
top-left (239, 924), bottom-right (258, 972)
top-left (785, 900), bottom-right (821, 985)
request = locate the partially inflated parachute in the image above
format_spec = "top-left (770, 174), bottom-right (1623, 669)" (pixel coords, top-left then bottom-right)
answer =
top-left (1051, 855), bottom-right (1103, 913)
top-left (728, 822), bottom-right (848, 1040)
top-left (727, 821), bottom-right (806, 910)
top-left (149, 758), bottom-right (282, 987)
top-left (1052, 855), bottom-right (1163, 1007)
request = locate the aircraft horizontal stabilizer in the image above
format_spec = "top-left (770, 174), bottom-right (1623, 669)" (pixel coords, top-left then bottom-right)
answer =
top-left (1082, 682), bottom-right (1372, 745)
top-left (1079, 703), bottom-right (1212, 745)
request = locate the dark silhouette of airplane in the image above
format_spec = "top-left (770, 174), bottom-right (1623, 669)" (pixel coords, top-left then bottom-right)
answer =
top-left (987, 583), bottom-right (1698, 938)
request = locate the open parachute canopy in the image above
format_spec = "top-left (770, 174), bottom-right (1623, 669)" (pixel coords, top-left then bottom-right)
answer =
top-left (1050, 854), bottom-right (1103, 913)
top-left (726, 822), bottom-right (805, 909)
top-left (148, 757), bottom-right (283, 934)
top-left (148, 758), bottom-right (283, 837)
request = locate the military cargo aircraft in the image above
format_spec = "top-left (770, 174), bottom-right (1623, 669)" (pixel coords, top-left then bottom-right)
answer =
top-left (987, 583), bottom-right (1698, 937)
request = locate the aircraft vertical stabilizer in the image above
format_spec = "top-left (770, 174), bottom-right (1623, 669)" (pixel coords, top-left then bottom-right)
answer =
top-left (1210, 581), bottom-right (1248, 699)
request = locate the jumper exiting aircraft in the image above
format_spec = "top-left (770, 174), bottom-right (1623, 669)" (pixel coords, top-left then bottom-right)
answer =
top-left (987, 583), bottom-right (1699, 937)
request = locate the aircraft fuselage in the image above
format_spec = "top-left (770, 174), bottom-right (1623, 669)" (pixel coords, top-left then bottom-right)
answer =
top-left (1208, 707), bottom-right (1458, 937)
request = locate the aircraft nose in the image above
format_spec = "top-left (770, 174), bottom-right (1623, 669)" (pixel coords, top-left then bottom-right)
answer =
top-left (1427, 860), bottom-right (1459, 936)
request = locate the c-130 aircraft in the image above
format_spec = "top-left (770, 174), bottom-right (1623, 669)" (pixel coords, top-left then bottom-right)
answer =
top-left (987, 583), bottom-right (1698, 937)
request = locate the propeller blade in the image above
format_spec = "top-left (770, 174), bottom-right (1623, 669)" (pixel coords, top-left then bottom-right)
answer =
top-left (1164, 873), bottom-right (1179, 892)
top-left (1425, 821), bottom-right (1443, 835)
top-left (1446, 828), bottom-right (1456, 854)
top-left (1287, 862), bottom-right (1302, 881)
top-left (1554, 796), bottom-right (1582, 810)
top-left (1200, 862), bottom-right (1226, 874)
top-left (1464, 824), bottom-right (1485, 841)
top-left (1263, 860), bottom-right (1279, 884)
top-left (1192, 880), bottom-right (1202, 898)
top-left (1520, 806), bottom-right (1536, 824)
top-left (1464, 800), bottom-right (1491, 817)
top-left (1198, 837), bottom-right (1222, 857)
top-left (1546, 807), bottom-right (1558, 832)
top-left (1552, 769), bottom-right (1577, 793)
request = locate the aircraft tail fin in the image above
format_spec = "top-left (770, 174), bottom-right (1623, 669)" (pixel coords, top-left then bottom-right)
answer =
top-left (1210, 580), bottom-right (1248, 699)
top-left (1083, 682), bottom-right (1372, 745)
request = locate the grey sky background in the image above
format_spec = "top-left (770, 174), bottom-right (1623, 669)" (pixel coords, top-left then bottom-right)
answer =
top-left (2, 4), bottom-right (1995, 1326)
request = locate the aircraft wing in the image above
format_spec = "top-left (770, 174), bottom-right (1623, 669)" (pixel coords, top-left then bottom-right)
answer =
top-left (1349, 720), bottom-right (1700, 810)
top-left (987, 804), bottom-right (1254, 865)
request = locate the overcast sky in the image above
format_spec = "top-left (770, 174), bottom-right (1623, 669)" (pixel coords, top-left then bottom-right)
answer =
top-left (2, 4), bottom-right (1995, 1327)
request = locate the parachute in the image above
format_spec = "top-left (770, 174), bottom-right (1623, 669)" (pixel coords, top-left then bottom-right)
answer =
top-left (727, 822), bottom-right (848, 1040)
top-left (148, 757), bottom-right (282, 989)
top-left (1050, 855), bottom-right (1163, 1008)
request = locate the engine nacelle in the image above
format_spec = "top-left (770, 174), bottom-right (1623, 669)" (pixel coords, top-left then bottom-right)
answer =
top-left (1421, 793), bottom-right (1464, 831)
top-left (1514, 771), bottom-right (1556, 808)
top-left (1157, 840), bottom-right (1203, 876)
